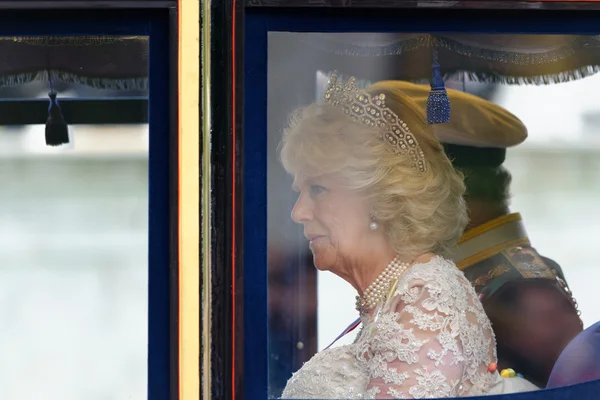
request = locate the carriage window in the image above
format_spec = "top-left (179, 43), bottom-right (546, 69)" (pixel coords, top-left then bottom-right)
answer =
top-left (267, 31), bottom-right (600, 397)
top-left (0, 36), bottom-right (149, 400)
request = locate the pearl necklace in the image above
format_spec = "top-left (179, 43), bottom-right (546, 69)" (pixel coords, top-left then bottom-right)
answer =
top-left (355, 256), bottom-right (410, 314)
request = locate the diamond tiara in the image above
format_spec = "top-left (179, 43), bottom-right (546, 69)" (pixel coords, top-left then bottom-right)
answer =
top-left (323, 72), bottom-right (427, 174)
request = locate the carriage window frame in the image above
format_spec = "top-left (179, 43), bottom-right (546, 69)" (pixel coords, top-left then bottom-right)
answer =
top-left (0, 3), bottom-right (199, 400)
top-left (202, 2), bottom-right (600, 399)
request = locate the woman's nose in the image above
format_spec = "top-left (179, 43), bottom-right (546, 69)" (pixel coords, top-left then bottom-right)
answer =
top-left (291, 194), bottom-right (312, 224)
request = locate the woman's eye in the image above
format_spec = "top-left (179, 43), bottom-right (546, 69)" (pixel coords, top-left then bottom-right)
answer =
top-left (309, 184), bottom-right (326, 196)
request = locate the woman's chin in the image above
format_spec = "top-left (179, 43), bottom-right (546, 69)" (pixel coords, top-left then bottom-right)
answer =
top-left (313, 261), bottom-right (331, 271)
top-left (311, 252), bottom-right (333, 271)
top-left (308, 240), bottom-right (336, 270)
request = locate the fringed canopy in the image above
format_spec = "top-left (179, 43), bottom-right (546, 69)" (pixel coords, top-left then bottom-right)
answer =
top-left (0, 36), bottom-right (148, 91)
top-left (278, 33), bottom-right (600, 84)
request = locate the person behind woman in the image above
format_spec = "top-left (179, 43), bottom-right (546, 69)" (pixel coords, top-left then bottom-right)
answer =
top-left (279, 73), bottom-right (537, 399)
top-left (394, 81), bottom-right (583, 388)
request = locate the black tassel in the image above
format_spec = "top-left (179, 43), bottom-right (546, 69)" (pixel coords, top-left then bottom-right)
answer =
top-left (426, 48), bottom-right (451, 125)
top-left (45, 91), bottom-right (69, 146)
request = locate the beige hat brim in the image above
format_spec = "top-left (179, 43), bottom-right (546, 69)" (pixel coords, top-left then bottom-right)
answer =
top-left (377, 81), bottom-right (528, 149)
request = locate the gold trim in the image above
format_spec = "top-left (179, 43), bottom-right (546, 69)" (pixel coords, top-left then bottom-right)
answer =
top-left (457, 237), bottom-right (531, 270)
top-left (179, 0), bottom-right (201, 399)
top-left (457, 213), bottom-right (523, 245)
top-left (200, 0), bottom-right (213, 398)
top-left (472, 264), bottom-right (511, 288)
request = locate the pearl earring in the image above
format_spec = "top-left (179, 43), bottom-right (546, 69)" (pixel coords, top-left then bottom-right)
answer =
top-left (369, 219), bottom-right (378, 231)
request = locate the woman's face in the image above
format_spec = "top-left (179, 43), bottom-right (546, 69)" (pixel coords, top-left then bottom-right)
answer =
top-left (291, 174), bottom-right (377, 272)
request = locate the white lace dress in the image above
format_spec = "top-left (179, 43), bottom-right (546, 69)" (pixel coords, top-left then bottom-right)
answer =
top-left (281, 256), bottom-right (538, 399)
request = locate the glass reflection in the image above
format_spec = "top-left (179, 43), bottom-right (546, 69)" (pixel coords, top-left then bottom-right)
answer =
top-left (267, 32), bottom-right (600, 398)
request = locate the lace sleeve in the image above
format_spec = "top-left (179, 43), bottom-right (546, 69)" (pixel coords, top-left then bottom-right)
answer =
top-left (357, 275), bottom-right (476, 399)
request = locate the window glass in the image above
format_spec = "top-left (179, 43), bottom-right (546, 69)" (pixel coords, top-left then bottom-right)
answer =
top-left (0, 35), bottom-right (148, 400)
top-left (267, 32), bottom-right (598, 398)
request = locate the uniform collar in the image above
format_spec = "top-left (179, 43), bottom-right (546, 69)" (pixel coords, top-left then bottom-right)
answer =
top-left (451, 213), bottom-right (531, 270)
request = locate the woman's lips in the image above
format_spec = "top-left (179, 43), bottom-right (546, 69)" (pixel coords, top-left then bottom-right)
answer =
top-left (306, 234), bottom-right (325, 242)
top-left (308, 236), bottom-right (328, 249)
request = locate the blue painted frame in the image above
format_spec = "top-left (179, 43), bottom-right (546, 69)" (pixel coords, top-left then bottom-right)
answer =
top-left (245, 6), bottom-right (600, 400)
top-left (0, 10), bottom-right (171, 400)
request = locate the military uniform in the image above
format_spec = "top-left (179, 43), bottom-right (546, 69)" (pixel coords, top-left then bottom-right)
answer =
top-left (454, 212), bottom-right (582, 388)
top-left (397, 81), bottom-right (582, 387)
top-left (455, 212), bottom-right (579, 312)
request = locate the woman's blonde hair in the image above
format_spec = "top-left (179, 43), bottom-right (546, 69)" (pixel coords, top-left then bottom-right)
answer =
top-left (279, 80), bottom-right (468, 258)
